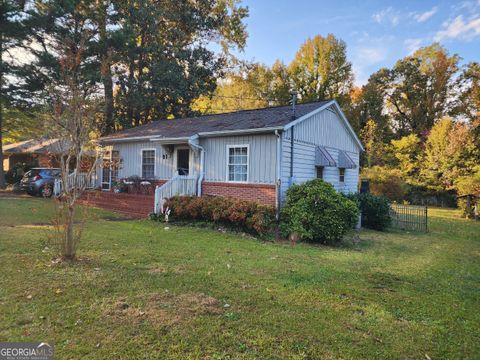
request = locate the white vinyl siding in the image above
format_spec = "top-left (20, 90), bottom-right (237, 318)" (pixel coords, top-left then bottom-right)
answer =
top-left (201, 134), bottom-right (276, 184)
top-left (227, 145), bottom-right (249, 182)
top-left (281, 138), bottom-right (359, 198)
top-left (141, 149), bottom-right (155, 179)
top-left (280, 104), bottom-right (361, 202)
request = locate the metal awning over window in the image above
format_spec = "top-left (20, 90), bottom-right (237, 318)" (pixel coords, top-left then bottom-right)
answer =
top-left (338, 150), bottom-right (356, 169)
top-left (315, 146), bottom-right (336, 167)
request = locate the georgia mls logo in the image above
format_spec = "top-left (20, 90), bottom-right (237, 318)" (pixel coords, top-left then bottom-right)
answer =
top-left (0, 342), bottom-right (54, 360)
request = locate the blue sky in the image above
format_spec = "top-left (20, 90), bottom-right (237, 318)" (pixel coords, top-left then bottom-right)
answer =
top-left (235, 0), bottom-right (480, 85)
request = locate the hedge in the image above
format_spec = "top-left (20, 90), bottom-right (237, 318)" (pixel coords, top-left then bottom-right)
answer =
top-left (346, 192), bottom-right (391, 231)
top-left (155, 195), bottom-right (276, 236)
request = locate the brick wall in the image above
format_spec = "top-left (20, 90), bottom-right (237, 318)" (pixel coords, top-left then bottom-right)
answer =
top-left (202, 181), bottom-right (276, 206)
top-left (78, 191), bottom-right (155, 218)
top-left (79, 181), bottom-right (276, 218)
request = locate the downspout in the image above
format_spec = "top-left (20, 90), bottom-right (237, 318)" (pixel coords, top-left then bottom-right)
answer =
top-left (275, 130), bottom-right (282, 220)
top-left (289, 126), bottom-right (294, 184)
top-left (289, 91), bottom-right (297, 186)
top-left (188, 134), bottom-right (204, 196)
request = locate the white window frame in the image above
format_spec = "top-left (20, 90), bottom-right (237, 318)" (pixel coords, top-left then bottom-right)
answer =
top-left (226, 144), bottom-right (249, 183)
top-left (141, 148), bottom-right (156, 179)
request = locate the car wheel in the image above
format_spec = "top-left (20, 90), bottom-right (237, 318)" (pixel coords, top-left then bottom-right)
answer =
top-left (40, 185), bottom-right (53, 198)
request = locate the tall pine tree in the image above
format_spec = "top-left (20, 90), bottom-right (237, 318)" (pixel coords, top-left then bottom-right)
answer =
top-left (0, 0), bottom-right (29, 188)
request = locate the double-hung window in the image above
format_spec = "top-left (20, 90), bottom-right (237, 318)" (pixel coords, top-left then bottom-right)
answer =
top-left (339, 168), bottom-right (345, 183)
top-left (227, 145), bottom-right (249, 182)
top-left (142, 150), bottom-right (155, 179)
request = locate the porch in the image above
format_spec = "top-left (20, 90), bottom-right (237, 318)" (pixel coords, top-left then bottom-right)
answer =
top-left (97, 138), bottom-right (204, 215)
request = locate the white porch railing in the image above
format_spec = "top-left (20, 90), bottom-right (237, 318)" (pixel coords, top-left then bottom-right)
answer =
top-left (54, 171), bottom-right (96, 196)
top-left (154, 174), bottom-right (198, 214)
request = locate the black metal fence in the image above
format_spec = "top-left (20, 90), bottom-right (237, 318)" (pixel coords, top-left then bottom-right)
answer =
top-left (390, 204), bottom-right (428, 232)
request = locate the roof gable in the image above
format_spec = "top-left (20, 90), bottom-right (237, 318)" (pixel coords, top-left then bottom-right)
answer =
top-left (283, 100), bottom-right (364, 151)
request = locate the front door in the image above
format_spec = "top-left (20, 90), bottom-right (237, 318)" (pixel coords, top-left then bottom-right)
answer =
top-left (176, 148), bottom-right (190, 175)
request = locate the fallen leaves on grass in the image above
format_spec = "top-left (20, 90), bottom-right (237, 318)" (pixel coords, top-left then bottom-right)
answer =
top-left (102, 292), bottom-right (223, 327)
top-left (147, 264), bottom-right (186, 275)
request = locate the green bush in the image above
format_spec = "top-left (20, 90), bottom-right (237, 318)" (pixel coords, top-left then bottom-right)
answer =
top-left (347, 193), bottom-right (391, 231)
top-left (455, 166), bottom-right (480, 218)
top-left (404, 185), bottom-right (457, 208)
top-left (160, 196), bottom-right (276, 236)
top-left (280, 180), bottom-right (359, 245)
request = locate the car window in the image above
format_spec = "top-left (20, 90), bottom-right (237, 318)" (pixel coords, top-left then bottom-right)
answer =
top-left (25, 170), bottom-right (40, 178)
top-left (40, 169), bottom-right (60, 177)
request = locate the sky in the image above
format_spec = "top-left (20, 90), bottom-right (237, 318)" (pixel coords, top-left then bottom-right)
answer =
top-left (234, 0), bottom-right (480, 85)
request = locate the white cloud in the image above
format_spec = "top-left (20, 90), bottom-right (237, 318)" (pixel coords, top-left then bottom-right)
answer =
top-left (372, 7), bottom-right (400, 26)
top-left (435, 15), bottom-right (480, 40)
top-left (352, 46), bottom-right (388, 85)
top-left (454, 0), bottom-right (480, 13)
top-left (413, 7), bottom-right (438, 22)
top-left (356, 47), bottom-right (388, 64)
top-left (404, 38), bottom-right (423, 55)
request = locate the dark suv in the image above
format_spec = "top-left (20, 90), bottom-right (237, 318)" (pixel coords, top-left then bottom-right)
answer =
top-left (19, 168), bottom-right (61, 197)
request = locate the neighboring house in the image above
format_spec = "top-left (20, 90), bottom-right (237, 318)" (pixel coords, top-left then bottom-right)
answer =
top-left (2, 138), bottom-right (64, 171)
top-left (98, 100), bottom-right (363, 210)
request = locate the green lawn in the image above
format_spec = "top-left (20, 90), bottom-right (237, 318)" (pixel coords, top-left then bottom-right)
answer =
top-left (0, 197), bottom-right (479, 359)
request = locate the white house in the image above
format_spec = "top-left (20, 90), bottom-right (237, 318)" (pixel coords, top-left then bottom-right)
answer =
top-left (97, 100), bottom-right (363, 212)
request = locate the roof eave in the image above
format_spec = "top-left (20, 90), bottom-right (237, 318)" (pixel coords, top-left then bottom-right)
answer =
top-left (98, 135), bottom-right (159, 144)
top-left (99, 127), bottom-right (284, 144)
top-left (197, 126), bottom-right (283, 137)
top-left (149, 137), bottom-right (190, 144)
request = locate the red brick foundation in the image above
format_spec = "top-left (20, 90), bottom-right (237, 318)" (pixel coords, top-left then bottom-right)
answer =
top-left (79, 191), bottom-right (155, 218)
top-left (79, 181), bottom-right (276, 217)
top-left (202, 181), bottom-right (276, 206)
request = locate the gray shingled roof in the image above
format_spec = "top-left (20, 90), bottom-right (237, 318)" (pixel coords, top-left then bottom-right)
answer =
top-left (3, 138), bottom-right (66, 154)
top-left (101, 101), bottom-right (331, 142)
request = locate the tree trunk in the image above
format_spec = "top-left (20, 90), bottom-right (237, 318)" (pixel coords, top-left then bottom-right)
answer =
top-left (103, 71), bottom-right (114, 133)
top-left (127, 59), bottom-right (135, 126)
top-left (64, 205), bottom-right (76, 259)
top-left (0, 31), bottom-right (6, 189)
top-left (0, 101), bottom-right (6, 189)
top-left (98, 0), bottom-right (114, 135)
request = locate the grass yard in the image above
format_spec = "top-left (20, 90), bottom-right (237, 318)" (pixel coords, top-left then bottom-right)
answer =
top-left (0, 197), bottom-right (479, 359)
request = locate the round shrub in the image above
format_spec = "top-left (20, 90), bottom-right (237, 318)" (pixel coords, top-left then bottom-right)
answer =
top-left (347, 193), bottom-right (391, 231)
top-left (280, 179), bottom-right (359, 244)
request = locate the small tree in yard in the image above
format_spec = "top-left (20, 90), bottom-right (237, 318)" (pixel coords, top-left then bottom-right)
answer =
top-left (47, 39), bottom-right (102, 260)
